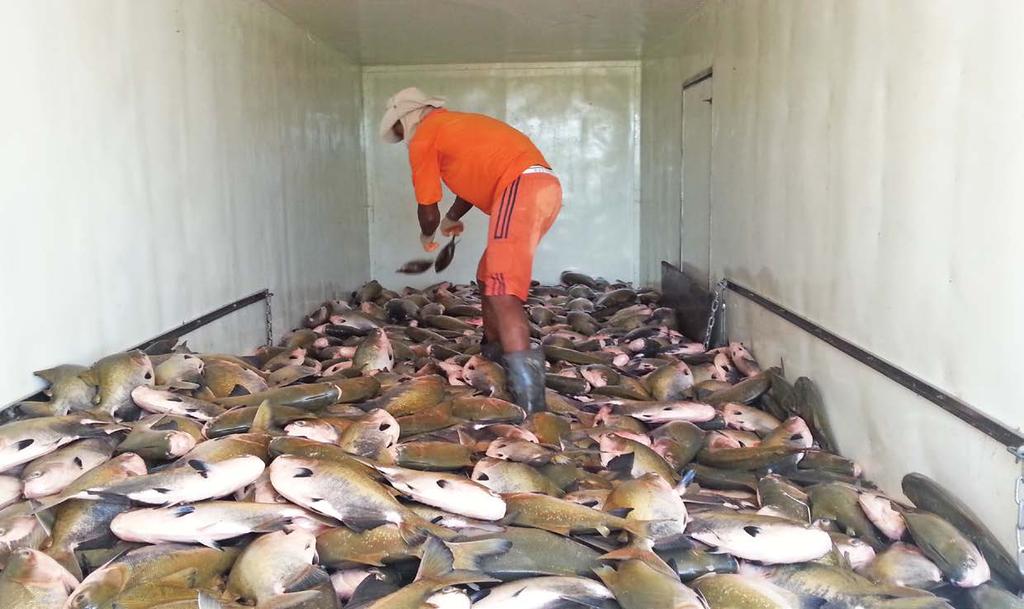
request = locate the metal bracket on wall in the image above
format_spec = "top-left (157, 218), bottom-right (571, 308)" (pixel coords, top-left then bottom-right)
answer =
top-left (2, 289), bottom-right (273, 412)
top-left (723, 279), bottom-right (1024, 450)
top-left (130, 289), bottom-right (273, 352)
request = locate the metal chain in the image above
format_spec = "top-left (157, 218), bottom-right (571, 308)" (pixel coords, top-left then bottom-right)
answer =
top-left (702, 279), bottom-right (729, 352)
top-left (1011, 444), bottom-right (1024, 582)
top-left (264, 291), bottom-right (274, 347)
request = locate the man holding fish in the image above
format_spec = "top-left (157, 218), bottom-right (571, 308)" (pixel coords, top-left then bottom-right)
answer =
top-left (380, 87), bottom-right (562, 414)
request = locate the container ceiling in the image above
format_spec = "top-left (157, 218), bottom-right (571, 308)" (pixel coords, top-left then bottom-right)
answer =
top-left (266, 0), bottom-right (703, 65)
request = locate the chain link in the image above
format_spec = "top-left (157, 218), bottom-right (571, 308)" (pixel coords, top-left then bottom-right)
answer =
top-left (702, 279), bottom-right (729, 352)
top-left (264, 291), bottom-right (274, 347)
top-left (1011, 444), bottom-right (1024, 581)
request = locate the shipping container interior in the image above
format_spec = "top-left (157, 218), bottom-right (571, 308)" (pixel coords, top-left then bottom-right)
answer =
top-left (3, 0), bottom-right (1022, 552)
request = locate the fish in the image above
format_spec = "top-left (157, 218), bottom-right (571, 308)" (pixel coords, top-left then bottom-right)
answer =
top-left (595, 550), bottom-right (706, 609)
top-left (131, 386), bottom-right (225, 421)
top-left (448, 527), bottom-right (600, 580)
top-left (353, 329), bottom-right (395, 375)
top-left (268, 455), bottom-right (454, 543)
top-left (500, 492), bottom-right (654, 538)
top-left (692, 573), bottom-right (802, 609)
top-left (225, 530), bottom-right (318, 604)
top-left (859, 492), bottom-right (908, 541)
top-left (20, 437), bottom-right (114, 498)
top-left (434, 236), bottom-right (459, 272)
top-left (65, 542), bottom-right (240, 608)
top-left (861, 543), bottom-right (944, 589)
top-left (0, 415), bottom-right (111, 473)
top-left (337, 409), bottom-right (400, 458)
top-left (0, 272), bottom-right (1002, 609)
top-left (33, 364), bottom-right (97, 416)
top-left (153, 353), bottom-right (205, 387)
top-left (810, 482), bottom-right (888, 550)
top-left (80, 455), bottom-right (264, 505)
top-left (367, 463), bottom-right (506, 521)
top-left (0, 548), bottom-right (79, 608)
top-left (686, 511), bottom-right (833, 564)
top-left (109, 501), bottom-right (318, 547)
top-left (903, 472), bottom-right (1022, 592)
top-left (116, 413), bottom-right (203, 460)
top-left (396, 259), bottom-right (434, 274)
top-left (471, 458), bottom-right (564, 496)
top-left (472, 575), bottom-right (617, 609)
top-left (81, 350), bottom-right (155, 419)
top-left (903, 510), bottom-right (990, 587)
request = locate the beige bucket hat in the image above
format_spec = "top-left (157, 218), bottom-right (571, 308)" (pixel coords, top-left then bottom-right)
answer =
top-left (379, 87), bottom-right (446, 143)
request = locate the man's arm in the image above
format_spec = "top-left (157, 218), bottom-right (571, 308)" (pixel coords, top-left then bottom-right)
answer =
top-left (446, 196), bottom-right (473, 222)
top-left (418, 203), bottom-right (441, 251)
top-left (439, 196), bottom-right (472, 237)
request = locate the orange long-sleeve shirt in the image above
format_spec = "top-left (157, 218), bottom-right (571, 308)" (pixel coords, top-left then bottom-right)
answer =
top-left (407, 109), bottom-right (549, 215)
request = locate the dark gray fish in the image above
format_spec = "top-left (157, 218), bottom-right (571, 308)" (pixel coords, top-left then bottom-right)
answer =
top-left (396, 259), bottom-right (434, 275)
top-left (434, 237), bottom-right (458, 272)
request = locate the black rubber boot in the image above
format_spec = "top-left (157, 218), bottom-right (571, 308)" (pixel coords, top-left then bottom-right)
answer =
top-left (503, 349), bottom-right (547, 414)
top-left (480, 340), bottom-right (504, 363)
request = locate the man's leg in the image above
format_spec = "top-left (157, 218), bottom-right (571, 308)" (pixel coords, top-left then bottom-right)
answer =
top-left (477, 173), bottom-right (562, 413)
top-left (484, 295), bottom-right (530, 353)
top-left (479, 295), bottom-right (504, 362)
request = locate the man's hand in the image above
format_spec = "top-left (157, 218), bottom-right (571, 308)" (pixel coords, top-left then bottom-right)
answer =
top-left (420, 232), bottom-right (439, 252)
top-left (440, 216), bottom-right (464, 237)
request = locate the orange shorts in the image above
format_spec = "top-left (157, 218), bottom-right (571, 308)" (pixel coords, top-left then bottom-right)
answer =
top-left (477, 170), bottom-right (562, 301)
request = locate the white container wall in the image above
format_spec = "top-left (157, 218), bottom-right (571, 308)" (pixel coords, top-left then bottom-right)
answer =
top-left (0, 1), bottom-right (368, 402)
top-left (640, 0), bottom-right (1024, 549)
top-left (362, 63), bottom-right (640, 289)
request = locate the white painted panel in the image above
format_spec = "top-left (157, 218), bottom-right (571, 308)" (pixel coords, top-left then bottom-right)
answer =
top-left (266, 0), bottom-right (703, 65)
top-left (0, 0), bottom-right (368, 404)
top-left (640, 0), bottom-right (1024, 550)
top-left (363, 63), bottom-right (640, 290)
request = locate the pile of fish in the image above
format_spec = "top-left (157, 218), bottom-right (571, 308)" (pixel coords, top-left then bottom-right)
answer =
top-left (0, 270), bottom-right (1021, 609)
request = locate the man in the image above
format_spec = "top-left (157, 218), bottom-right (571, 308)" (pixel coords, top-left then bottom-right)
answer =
top-left (379, 87), bottom-right (562, 414)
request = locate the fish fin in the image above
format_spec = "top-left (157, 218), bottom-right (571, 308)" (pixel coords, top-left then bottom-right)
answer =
top-left (399, 516), bottom-right (457, 545)
top-left (446, 537), bottom-right (513, 570)
top-left (250, 400), bottom-right (275, 433)
top-left (73, 531), bottom-right (121, 552)
top-left (623, 519), bottom-right (665, 540)
top-left (228, 384), bottom-right (251, 397)
top-left (188, 459), bottom-right (211, 478)
top-left (255, 591), bottom-right (323, 609)
top-left (283, 565), bottom-right (331, 593)
top-left (416, 538), bottom-right (498, 587)
top-left (157, 567), bottom-right (199, 588)
top-left (416, 536), bottom-right (456, 580)
top-left (196, 538), bottom-right (222, 550)
top-left (166, 381), bottom-right (200, 391)
top-left (344, 515), bottom-right (393, 533)
top-left (605, 507), bottom-right (633, 519)
top-left (595, 525), bottom-right (611, 537)
top-left (197, 591), bottom-right (224, 609)
top-left (84, 490), bottom-right (128, 502)
top-left (606, 452), bottom-right (636, 477)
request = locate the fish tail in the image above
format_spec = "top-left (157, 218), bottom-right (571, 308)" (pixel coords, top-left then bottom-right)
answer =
top-left (417, 535), bottom-right (497, 587)
top-left (399, 516), bottom-right (457, 545)
top-left (445, 537), bottom-right (512, 571)
top-left (623, 519), bottom-right (668, 540)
